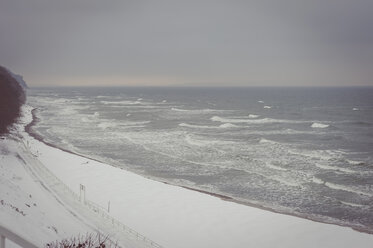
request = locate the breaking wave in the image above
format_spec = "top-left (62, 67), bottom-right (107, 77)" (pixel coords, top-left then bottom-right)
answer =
top-left (101, 100), bottom-right (142, 105)
top-left (312, 177), bottom-right (372, 197)
top-left (259, 138), bottom-right (278, 145)
top-left (179, 122), bottom-right (238, 129)
top-left (172, 107), bottom-right (222, 113)
top-left (98, 122), bottom-right (118, 130)
top-left (315, 163), bottom-right (356, 174)
top-left (311, 123), bottom-right (329, 128)
top-left (211, 116), bottom-right (299, 124)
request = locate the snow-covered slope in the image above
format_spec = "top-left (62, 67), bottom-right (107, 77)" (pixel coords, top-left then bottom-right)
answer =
top-left (0, 138), bottom-right (91, 247)
top-left (1, 106), bottom-right (158, 248)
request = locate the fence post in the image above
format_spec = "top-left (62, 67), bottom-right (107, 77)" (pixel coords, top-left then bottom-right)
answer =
top-left (0, 235), bottom-right (5, 248)
top-left (79, 184), bottom-right (86, 203)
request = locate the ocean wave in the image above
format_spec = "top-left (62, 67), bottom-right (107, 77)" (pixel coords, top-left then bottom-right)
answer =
top-left (98, 120), bottom-right (150, 130)
top-left (179, 122), bottom-right (238, 129)
top-left (211, 116), bottom-right (297, 124)
top-left (315, 163), bottom-right (356, 174)
top-left (219, 123), bottom-right (238, 128)
top-left (185, 135), bottom-right (233, 147)
top-left (340, 201), bottom-right (366, 208)
top-left (172, 107), bottom-right (221, 112)
top-left (346, 159), bottom-right (366, 166)
top-left (81, 117), bottom-right (92, 123)
top-left (101, 100), bottom-right (142, 105)
top-left (311, 177), bottom-right (324, 185)
top-left (98, 122), bottom-right (118, 130)
top-left (263, 106), bottom-right (272, 109)
top-left (179, 123), bottom-right (215, 129)
top-left (172, 108), bottom-right (189, 112)
top-left (248, 114), bottom-right (259, 118)
top-left (352, 108), bottom-right (359, 111)
top-left (288, 149), bottom-right (342, 162)
top-left (324, 182), bottom-right (373, 197)
top-left (268, 175), bottom-right (300, 187)
top-left (259, 138), bottom-right (278, 145)
top-left (312, 177), bottom-right (372, 197)
top-left (311, 123), bottom-right (329, 128)
top-left (264, 162), bottom-right (287, 171)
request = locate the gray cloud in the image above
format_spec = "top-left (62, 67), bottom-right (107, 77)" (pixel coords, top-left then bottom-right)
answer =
top-left (1, 0), bottom-right (372, 86)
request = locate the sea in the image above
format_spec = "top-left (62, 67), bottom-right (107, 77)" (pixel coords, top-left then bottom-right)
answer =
top-left (27, 87), bottom-right (373, 233)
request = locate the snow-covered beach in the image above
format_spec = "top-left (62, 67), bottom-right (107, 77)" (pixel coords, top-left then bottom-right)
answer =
top-left (1, 104), bottom-right (373, 247)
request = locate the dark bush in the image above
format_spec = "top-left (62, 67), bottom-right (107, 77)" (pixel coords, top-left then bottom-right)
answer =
top-left (45, 233), bottom-right (118, 248)
top-left (0, 65), bottom-right (25, 135)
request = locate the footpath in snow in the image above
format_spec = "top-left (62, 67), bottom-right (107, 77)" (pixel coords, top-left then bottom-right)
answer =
top-left (2, 104), bottom-right (373, 248)
top-left (1, 105), bottom-right (156, 248)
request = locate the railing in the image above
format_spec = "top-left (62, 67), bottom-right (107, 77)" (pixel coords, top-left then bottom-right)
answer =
top-left (20, 139), bottom-right (163, 248)
top-left (83, 200), bottom-right (162, 248)
top-left (0, 225), bottom-right (38, 248)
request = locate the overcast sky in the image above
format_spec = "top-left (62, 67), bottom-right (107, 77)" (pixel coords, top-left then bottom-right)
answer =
top-left (1, 0), bottom-right (372, 87)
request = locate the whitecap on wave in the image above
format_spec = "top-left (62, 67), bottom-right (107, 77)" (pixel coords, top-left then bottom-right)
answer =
top-left (311, 122), bottom-right (329, 128)
top-left (219, 123), bottom-right (238, 128)
top-left (315, 163), bottom-right (355, 174)
top-left (211, 116), bottom-right (299, 124)
top-left (101, 100), bottom-right (142, 105)
top-left (324, 182), bottom-right (373, 197)
top-left (312, 177), bottom-right (372, 197)
top-left (98, 122), bottom-right (118, 130)
top-left (346, 159), bottom-right (366, 166)
top-left (264, 162), bottom-right (287, 171)
top-left (259, 138), bottom-right (278, 145)
top-left (179, 122), bottom-right (238, 129)
top-left (172, 108), bottom-right (189, 112)
top-left (172, 107), bottom-right (221, 113)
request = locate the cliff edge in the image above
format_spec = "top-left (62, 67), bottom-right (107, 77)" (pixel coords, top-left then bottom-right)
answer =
top-left (0, 65), bottom-right (26, 135)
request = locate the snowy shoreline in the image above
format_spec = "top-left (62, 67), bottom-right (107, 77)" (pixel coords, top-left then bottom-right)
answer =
top-left (2, 105), bottom-right (373, 247)
top-left (26, 106), bottom-right (373, 236)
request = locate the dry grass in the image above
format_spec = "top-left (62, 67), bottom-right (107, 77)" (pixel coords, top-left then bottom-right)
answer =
top-left (45, 233), bottom-right (118, 248)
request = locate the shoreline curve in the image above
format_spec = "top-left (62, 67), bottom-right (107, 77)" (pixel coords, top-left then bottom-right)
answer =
top-left (25, 107), bottom-right (373, 235)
